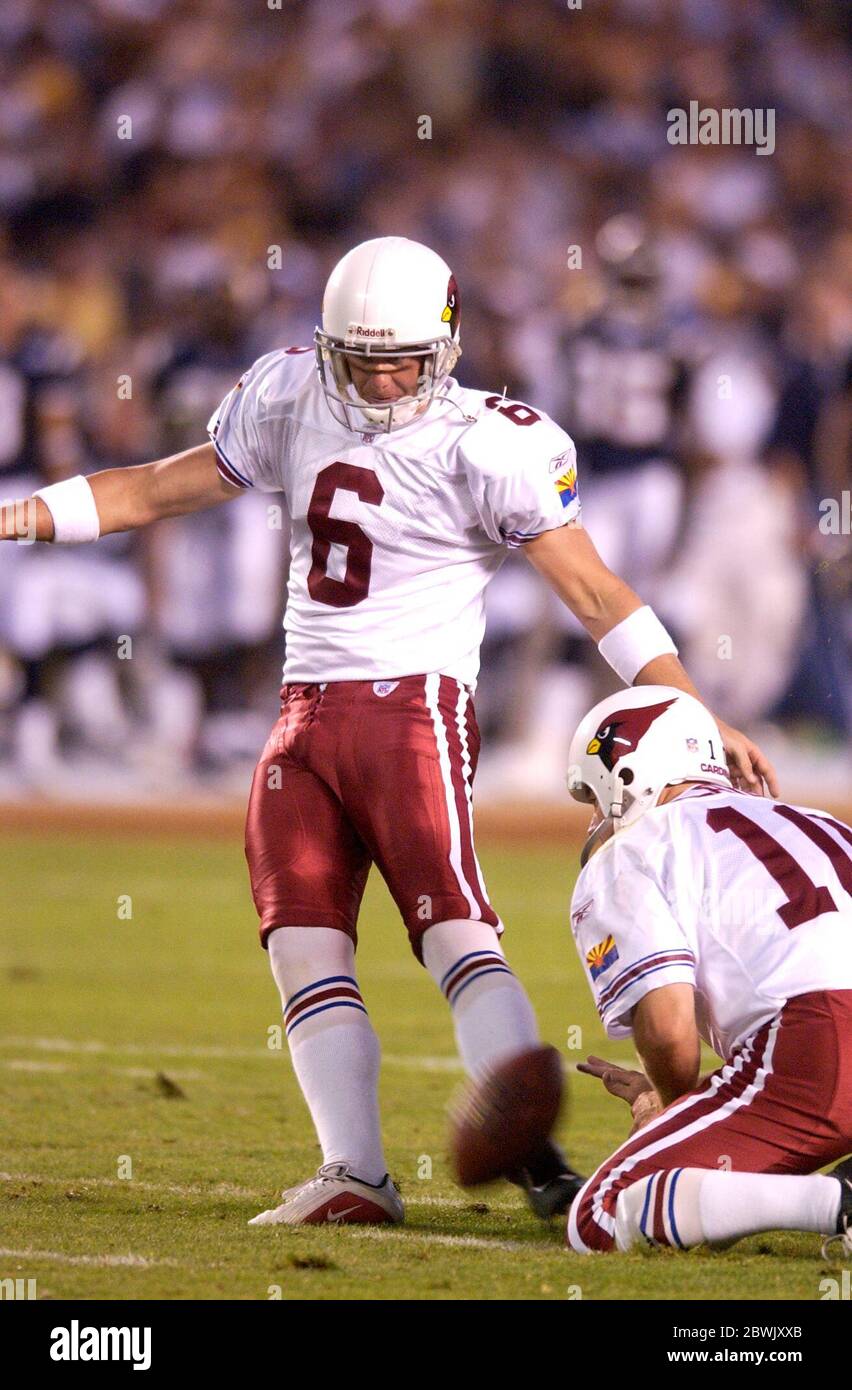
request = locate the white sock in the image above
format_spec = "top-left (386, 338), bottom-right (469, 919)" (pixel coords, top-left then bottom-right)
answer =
top-left (422, 919), bottom-right (539, 1078)
top-left (267, 926), bottom-right (387, 1186)
top-left (615, 1168), bottom-right (843, 1251)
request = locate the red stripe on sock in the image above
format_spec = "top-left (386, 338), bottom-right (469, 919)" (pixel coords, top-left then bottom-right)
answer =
top-left (286, 985), bottom-right (363, 1024)
top-left (444, 953), bottom-right (507, 1000)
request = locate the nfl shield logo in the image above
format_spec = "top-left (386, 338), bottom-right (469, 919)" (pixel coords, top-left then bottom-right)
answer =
top-left (373, 681), bottom-right (399, 698)
top-left (686, 737), bottom-right (699, 753)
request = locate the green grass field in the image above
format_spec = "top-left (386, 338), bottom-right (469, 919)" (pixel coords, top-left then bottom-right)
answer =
top-left (0, 828), bottom-right (839, 1301)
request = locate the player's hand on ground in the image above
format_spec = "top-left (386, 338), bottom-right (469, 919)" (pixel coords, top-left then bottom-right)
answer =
top-left (577, 1055), bottom-right (654, 1106)
top-left (715, 720), bottom-right (779, 797)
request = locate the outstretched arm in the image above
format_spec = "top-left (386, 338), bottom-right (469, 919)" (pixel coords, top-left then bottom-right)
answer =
top-left (525, 522), bottom-right (779, 795)
top-left (0, 442), bottom-right (238, 543)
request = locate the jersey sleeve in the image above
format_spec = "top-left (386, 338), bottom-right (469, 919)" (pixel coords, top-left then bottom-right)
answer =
top-left (206, 351), bottom-right (288, 493)
top-left (460, 404), bottom-right (581, 548)
top-left (570, 852), bottom-right (696, 1040)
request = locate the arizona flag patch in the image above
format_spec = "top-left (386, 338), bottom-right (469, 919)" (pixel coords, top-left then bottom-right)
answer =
top-left (554, 461), bottom-right (578, 508)
top-left (586, 935), bottom-right (619, 981)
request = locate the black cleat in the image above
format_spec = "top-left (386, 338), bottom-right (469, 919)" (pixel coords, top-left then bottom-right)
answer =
top-left (506, 1139), bottom-right (586, 1220)
top-left (821, 1155), bottom-right (852, 1261)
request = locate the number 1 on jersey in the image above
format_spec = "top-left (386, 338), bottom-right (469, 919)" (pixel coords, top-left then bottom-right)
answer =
top-left (707, 805), bottom-right (852, 929)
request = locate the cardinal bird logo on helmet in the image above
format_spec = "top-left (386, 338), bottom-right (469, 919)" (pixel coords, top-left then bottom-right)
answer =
top-left (586, 698), bottom-right (677, 771)
top-left (441, 274), bottom-right (460, 334)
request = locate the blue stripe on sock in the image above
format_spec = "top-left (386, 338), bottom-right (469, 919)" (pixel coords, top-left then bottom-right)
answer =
top-left (667, 1169), bottom-right (684, 1248)
top-left (639, 1173), bottom-right (656, 1242)
top-left (440, 950), bottom-right (499, 992)
top-left (448, 963), bottom-right (513, 1006)
top-left (285, 999), bottom-right (368, 1035)
top-left (286, 975), bottom-right (359, 1009)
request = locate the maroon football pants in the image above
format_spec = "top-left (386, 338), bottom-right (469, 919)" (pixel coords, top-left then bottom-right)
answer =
top-left (245, 674), bottom-right (500, 958)
top-left (568, 990), bottom-right (852, 1252)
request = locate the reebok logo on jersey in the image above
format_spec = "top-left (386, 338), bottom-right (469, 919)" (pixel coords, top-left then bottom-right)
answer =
top-left (549, 451), bottom-right (578, 506)
top-left (573, 898), bottom-right (594, 925)
top-left (587, 935), bottom-right (619, 980)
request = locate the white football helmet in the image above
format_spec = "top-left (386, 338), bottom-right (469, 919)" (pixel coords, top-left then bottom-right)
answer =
top-left (315, 236), bottom-right (462, 433)
top-left (567, 685), bottom-right (731, 830)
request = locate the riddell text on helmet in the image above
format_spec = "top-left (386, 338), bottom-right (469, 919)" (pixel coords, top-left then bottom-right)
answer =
top-left (346, 324), bottom-right (396, 338)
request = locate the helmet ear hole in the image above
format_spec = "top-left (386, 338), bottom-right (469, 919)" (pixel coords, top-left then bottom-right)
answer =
top-left (619, 768), bottom-right (635, 785)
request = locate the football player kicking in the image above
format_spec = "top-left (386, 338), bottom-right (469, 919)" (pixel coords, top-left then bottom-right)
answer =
top-left (1, 237), bottom-right (776, 1227)
top-left (563, 684), bottom-right (852, 1258)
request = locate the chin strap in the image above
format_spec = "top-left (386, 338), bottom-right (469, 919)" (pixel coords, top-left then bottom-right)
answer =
top-left (433, 389), bottom-right (478, 425)
top-left (609, 768), bottom-right (633, 821)
top-left (580, 817), bottom-right (616, 868)
top-left (375, 385), bottom-right (478, 431)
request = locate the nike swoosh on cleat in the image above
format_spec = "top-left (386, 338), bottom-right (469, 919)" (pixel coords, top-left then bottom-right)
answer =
top-left (326, 1204), bottom-right (363, 1222)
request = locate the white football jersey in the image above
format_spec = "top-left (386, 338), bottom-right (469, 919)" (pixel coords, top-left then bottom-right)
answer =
top-left (207, 348), bottom-right (579, 684)
top-left (570, 785), bottom-right (852, 1059)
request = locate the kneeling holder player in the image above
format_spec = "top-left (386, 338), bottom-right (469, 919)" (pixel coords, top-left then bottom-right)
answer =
top-left (563, 685), bottom-right (851, 1258)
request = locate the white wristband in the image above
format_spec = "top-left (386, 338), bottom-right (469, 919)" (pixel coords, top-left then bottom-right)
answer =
top-left (598, 605), bottom-right (677, 685)
top-left (33, 476), bottom-right (101, 544)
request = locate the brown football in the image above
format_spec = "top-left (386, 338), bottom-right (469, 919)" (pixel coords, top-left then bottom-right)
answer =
top-left (449, 1044), bottom-right (565, 1187)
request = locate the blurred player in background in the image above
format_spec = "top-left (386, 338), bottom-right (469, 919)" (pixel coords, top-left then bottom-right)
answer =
top-left (142, 280), bottom-right (285, 778)
top-left (564, 686), bottom-right (851, 1257)
top-left (1, 235), bottom-right (776, 1226)
top-left (0, 318), bottom-right (146, 788)
top-left (559, 215), bottom-right (688, 596)
top-left (476, 214), bottom-right (694, 795)
top-left (1, 1), bottom-right (848, 798)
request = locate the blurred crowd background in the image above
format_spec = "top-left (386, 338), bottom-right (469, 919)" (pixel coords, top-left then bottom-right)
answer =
top-left (0, 0), bottom-right (849, 801)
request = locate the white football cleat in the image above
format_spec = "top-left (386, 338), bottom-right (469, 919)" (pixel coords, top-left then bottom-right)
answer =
top-left (248, 1162), bottom-right (404, 1227)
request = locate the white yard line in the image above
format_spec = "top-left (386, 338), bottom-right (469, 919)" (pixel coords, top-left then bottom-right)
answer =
top-left (0, 1231), bottom-right (543, 1264)
top-left (0, 1247), bottom-right (177, 1268)
top-left (0, 1035), bottom-right (465, 1071)
top-left (0, 1037), bottom-right (601, 1074)
top-left (2, 1060), bottom-right (203, 1080)
top-left (4, 1060), bottom-right (72, 1073)
top-left (406, 1195), bottom-right (521, 1210)
top-left (0, 1172), bottom-right (259, 1199)
top-left (386, 1055), bottom-right (464, 1072)
top-left (0, 1171), bottom-right (519, 1211)
top-left (342, 1229), bottom-right (535, 1253)
top-left (0, 1035), bottom-right (269, 1060)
